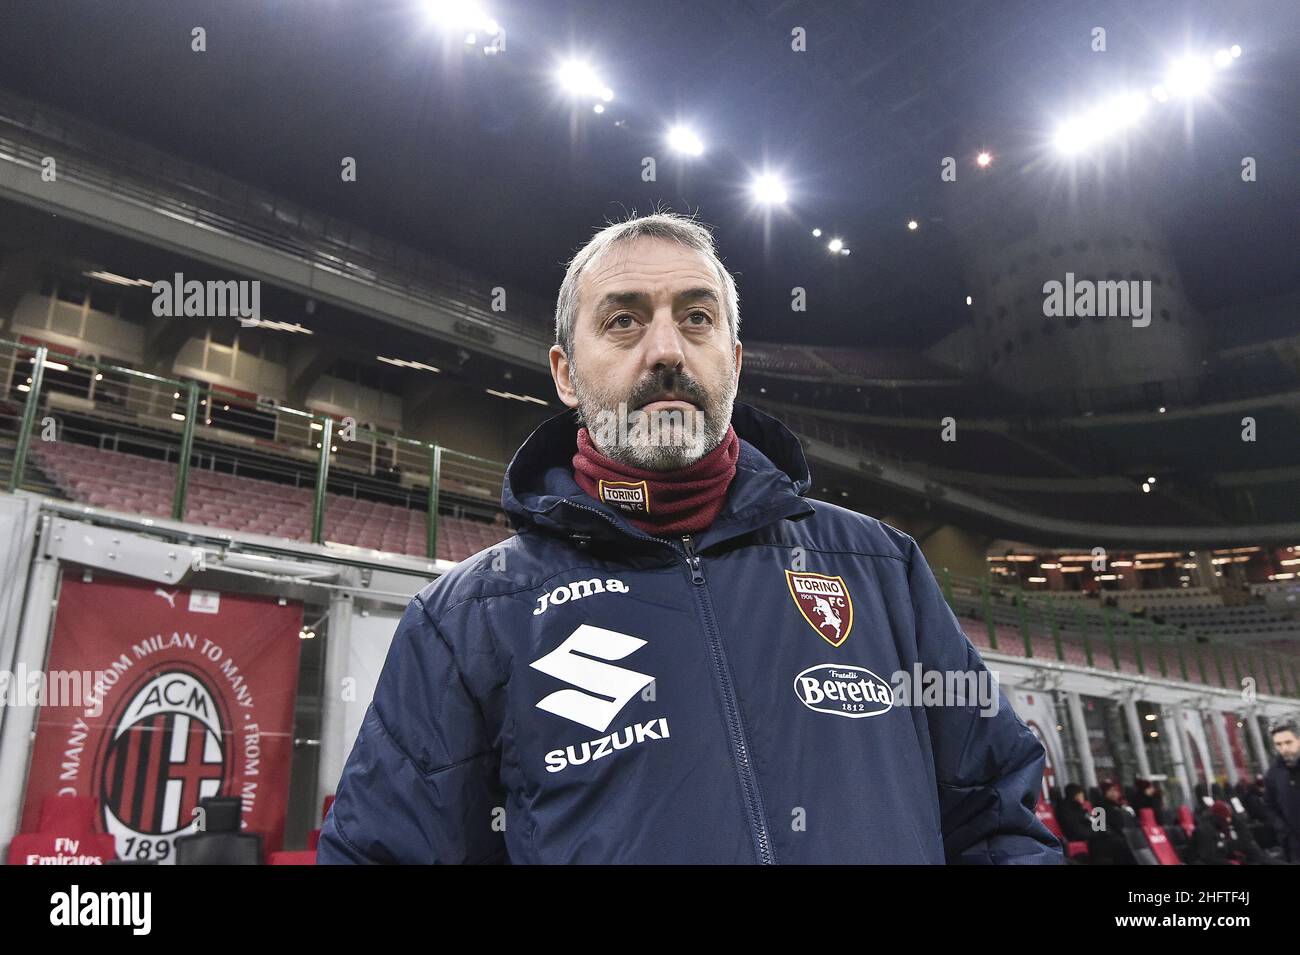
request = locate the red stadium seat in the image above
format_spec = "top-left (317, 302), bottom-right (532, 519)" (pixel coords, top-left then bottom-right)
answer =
top-left (7, 795), bottom-right (118, 865)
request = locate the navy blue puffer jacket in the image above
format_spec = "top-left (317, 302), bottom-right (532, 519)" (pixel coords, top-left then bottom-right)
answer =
top-left (318, 403), bottom-right (1062, 864)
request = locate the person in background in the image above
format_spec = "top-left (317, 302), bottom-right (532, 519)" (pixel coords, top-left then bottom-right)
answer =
top-left (1057, 784), bottom-right (1093, 843)
top-left (1264, 719), bottom-right (1300, 863)
top-left (1131, 777), bottom-right (1164, 823)
top-left (1098, 778), bottom-right (1133, 832)
top-left (1194, 800), bottom-right (1277, 865)
top-left (1092, 778), bottom-right (1137, 864)
top-left (1058, 782), bottom-right (1120, 865)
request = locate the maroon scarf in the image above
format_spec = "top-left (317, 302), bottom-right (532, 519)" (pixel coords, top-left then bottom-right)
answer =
top-left (572, 424), bottom-right (740, 536)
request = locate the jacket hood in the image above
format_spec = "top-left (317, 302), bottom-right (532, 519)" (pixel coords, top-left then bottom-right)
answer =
top-left (501, 401), bottom-right (814, 547)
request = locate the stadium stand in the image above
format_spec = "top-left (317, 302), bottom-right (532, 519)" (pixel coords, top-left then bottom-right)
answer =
top-left (30, 440), bottom-right (512, 562)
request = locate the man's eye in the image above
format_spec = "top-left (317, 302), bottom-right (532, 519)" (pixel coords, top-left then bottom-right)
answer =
top-left (686, 310), bottom-right (713, 325)
top-left (609, 314), bottom-right (635, 329)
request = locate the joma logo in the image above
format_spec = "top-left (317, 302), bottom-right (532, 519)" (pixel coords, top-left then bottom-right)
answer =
top-left (533, 577), bottom-right (629, 615)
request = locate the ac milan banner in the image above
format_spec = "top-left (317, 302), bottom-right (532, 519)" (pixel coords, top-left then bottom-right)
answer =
top-left (1006, 688), bottom-right (1065, 802)
top-left (19, 576), bottom-right (302, 863)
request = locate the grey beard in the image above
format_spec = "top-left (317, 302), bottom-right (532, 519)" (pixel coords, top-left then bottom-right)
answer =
top-left (571, 370), bottom-right (735, 471)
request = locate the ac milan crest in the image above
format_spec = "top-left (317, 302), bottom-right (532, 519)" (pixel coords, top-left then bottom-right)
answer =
top-left (99, 668), bottom-right (229, 852)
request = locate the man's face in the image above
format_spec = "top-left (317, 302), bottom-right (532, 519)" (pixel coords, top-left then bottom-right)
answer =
top-left (1273, 730), bottom-right (1299, 765)
top-left (550, 237), bottom-right (742, 470)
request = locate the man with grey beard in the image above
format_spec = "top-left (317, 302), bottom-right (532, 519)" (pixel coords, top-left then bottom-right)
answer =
top-left (319, 212), bottom-right (1058, 865)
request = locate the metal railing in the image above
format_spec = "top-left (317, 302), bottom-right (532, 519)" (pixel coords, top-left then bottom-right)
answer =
top-left (937, 568), bottom-right (1300, 698)
top-left (0, 338), bottom-right (509, 560)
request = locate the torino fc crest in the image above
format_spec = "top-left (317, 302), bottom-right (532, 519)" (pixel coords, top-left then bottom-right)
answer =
top-left (785, 570), bottom-right (854, 647)
top-left (99, 668), bottom-right (228, 861)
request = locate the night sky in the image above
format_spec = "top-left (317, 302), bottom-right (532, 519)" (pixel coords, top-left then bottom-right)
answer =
top-left (1, 0), bottom-right (1295, 349)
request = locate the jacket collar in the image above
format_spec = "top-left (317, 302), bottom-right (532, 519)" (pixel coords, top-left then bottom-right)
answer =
top-left (502, 401), bottom-right (815, 551)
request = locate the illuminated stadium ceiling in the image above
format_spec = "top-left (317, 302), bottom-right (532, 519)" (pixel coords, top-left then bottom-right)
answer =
top-left (0, 0), bottom-right (1296, 352)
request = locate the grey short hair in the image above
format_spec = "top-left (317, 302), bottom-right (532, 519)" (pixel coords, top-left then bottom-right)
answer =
top-left (554, 211), bottom-right (740, 359)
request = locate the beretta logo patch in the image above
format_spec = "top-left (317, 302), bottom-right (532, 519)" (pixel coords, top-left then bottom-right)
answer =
top-left (793, 664), bottom-right (894, 719)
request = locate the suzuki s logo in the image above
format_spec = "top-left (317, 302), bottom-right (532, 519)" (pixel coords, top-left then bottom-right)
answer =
top-left (530, 625), bottom-right (654, 732)
top-left (793, 664), bottom-right (893, 719)
top-left (785, 571), bottom-right (854, 647)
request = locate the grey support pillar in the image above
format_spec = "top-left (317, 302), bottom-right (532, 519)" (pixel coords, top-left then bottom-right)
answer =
top-left (1122, 697), bottom-right (1152, 779)
top-left (1208, 708), bottom-right (1239, 787)
top-left (1161, 703), bottom-right (1194, 808)
top-left (1244, 710), bottom-right (1270, 776)
top-left (1194, 551), bottom-right (1220, 592)
top-left (1171, 703), bottom-right (1205, 797)
top-left (0, 539), bottom-right (61, 854)
top-left (1065, 691), bottom-right (1098, 790)
top-left (317, 590), bottom-right (355, 815)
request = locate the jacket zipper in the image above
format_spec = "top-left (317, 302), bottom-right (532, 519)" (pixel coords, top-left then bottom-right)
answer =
top-left (557, 501), bottom-right (776, 864)
top-left (681, 532), bottom-right (775, 865)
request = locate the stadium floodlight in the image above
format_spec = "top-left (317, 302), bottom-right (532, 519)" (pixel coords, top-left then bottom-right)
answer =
top-left (750, 173), bottom-right (788, 205)
top-left (976, 151), bottom-right (992, 167)
top-left (1052, 119), bottom-right (1085, 155)
top-left (593, 104), bottom-right (605, 114)
top-left (486, 388), bottom-right (549, 406)
top-left (907, 219), bottom-right (918, 231)
top-left (424, 0), bottom-right (499, 38)
top-left (83, 270), bottom-right (153, 287)
top-left (1163, 56), bottom-right (1212, 98)
top-left (827, 237), bottom-right (844, 253)
top-left (1106, 92), bottom-right (1148, 129)
top-left (1213, 48), bottom-right (1232, 68)
top-left (1053, 110), bottom-right (1108, 155)
top-left (667, 125), bottom-right (705, 157)
top-left (1150, 84), bottom-right (1169, 103)
top-left (811, 228), bottom-right (822, 237)
top-left (1231, 44), bottom-right (1241, 58)
top-left (966, 295), bottom-right (973, 306)
top-left (378, 356), bottom-right (441, 373)
top-left (557, 59), bottom-right (612, 102)
top-left (1054, 89), bottom-right (1150, 156)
